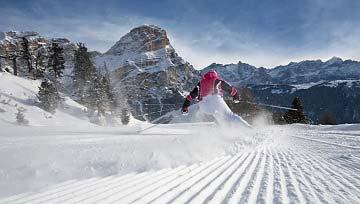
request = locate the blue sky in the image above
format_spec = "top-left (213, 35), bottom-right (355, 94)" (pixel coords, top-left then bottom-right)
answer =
top-left (1, 0), bottom-right (360, 69)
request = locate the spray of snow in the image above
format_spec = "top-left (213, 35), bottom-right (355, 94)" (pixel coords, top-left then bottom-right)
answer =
top-left (251, 111), bottom-right (274, 127)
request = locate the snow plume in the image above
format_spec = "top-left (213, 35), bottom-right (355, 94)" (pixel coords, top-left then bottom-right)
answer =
top-left (251, 111), bottom-right (274, 127)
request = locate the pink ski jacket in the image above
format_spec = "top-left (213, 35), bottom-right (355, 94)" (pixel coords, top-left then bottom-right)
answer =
top-left (184, 70), bottom-right (238, 103)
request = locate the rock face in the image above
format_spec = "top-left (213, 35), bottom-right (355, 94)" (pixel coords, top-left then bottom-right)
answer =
top-left (95, 25), bottom-right (199, 121)
top-left (106, 25), bottom-right (170, 55)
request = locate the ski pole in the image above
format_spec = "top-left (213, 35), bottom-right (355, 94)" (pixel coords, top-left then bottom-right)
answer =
top-left (138, 122), bottom-right (162, 133)
top-left (133, 106), bottom-right (181, 133)
top-left (137, 111), bottom-right (181, 133)
top-left (239, 101), bottom-right (298, 111)
top-left (132, 108), bottom-right (178, 118)
top-left (143, 103), bottom-right (183, 106)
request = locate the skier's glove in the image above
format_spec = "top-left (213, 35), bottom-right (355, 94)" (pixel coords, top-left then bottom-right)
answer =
top-left (182, 97), bottom-right (191, 114)
top-left (181, 106), bottom-right (188, 114)
top-left (230, 87), bottom-right (240, 103)
top-left (233, 94), bottom-right (240, 103)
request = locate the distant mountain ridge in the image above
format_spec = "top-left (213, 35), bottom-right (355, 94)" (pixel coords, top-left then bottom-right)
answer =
top-left (203, 57), bottom-right (360, 87)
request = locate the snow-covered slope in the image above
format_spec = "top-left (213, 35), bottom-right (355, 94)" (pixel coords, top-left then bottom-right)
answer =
top-left (0, 123), bottom-right (359, 203)
top-left (0, 72), bottom-right (92, 126)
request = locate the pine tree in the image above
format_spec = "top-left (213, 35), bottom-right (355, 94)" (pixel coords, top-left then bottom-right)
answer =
top-left (47, 43), bottom-right (65, 79)
top-left (102, 65), bottom-right (117, 111)
top-left (16, 109), bottom-right (29, 125)
top-left (73, 43), bottom-right (97, 104)
top-left (87, 74), bottom-right (109, 116)
top-left (284, 97), bottom-right (307, 124)
top-left (33, 47), bottom-right (47, 78)
top-left (3, 40), bottom-right (20, 75)
top-left (37, 80), bottom-right (60, 113)
top-left (11, 56), bottom-right (18, 76)
top-left (73, 43), bottom-right (129, 124)
top-left (20, 37), bottom-right (33, 74)
top-left (121, 108), bottom-right (130, 125)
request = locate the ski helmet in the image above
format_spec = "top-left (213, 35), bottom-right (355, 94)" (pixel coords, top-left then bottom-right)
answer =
top-left (203, 69), bottom-right (218, 79)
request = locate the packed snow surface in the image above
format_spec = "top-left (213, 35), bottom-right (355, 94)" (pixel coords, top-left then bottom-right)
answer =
top-left (1, 123), bottom-right (360, 203)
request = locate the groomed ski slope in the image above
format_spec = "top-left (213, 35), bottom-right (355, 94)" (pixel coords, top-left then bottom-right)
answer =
top-left (1, 123), bottom-right (359, 204)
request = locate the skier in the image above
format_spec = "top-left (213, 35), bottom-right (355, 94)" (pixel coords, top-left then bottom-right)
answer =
top-left (182, 70), bottom-right (251, 127)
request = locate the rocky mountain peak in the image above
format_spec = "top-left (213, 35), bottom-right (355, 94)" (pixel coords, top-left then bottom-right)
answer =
top-left (1, 31), bottom-right (39, 39)
top-left (325, 56), bottom-right (343, 65)
top-left (105, 25), bottom-right (170, 55)
top-left (95, 25), bottom-right (199, 121)
top-left (0, 31), bottom-right (40, 44)
top-left (12, 31), bottom-right (39, 38)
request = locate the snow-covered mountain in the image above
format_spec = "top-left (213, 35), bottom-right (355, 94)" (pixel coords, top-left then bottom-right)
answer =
top-left (269, 57), bottom-right (360, 84)
top-left (204, 62), bottom-right (272, 86)
top-left (95, 25), bottom-right (199, 121)
top-left (204, 57), bottom-right (360, 86)
top-left (0, 31), bottom-right (76, 77)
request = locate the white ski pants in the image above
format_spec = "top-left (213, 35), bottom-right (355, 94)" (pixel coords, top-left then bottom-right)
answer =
top-left (198, 95), bottom-right (251, 127)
